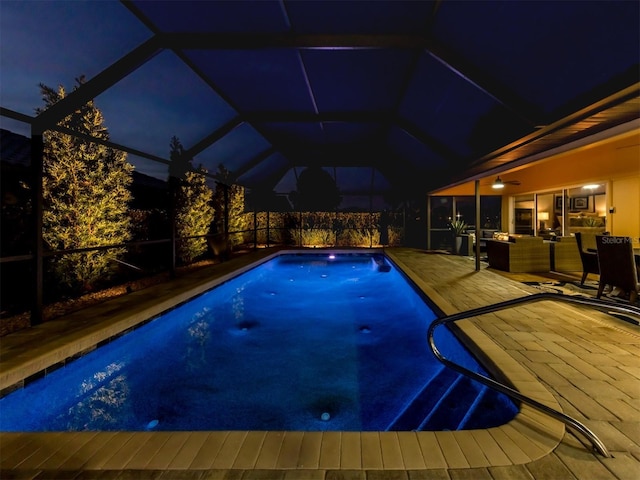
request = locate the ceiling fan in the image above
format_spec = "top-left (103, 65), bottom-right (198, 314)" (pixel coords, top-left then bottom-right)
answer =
top-left (491, 176), bottom-right (521, 189)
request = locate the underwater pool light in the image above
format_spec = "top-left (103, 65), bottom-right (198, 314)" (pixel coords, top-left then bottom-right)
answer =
top-left (146, 419), bottom-right (159, 430)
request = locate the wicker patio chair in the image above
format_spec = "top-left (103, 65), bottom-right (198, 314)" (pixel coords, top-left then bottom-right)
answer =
top-left (485, 235), bottom-right (550, 273)
top-left (595, 235), bottom-right (639, 304)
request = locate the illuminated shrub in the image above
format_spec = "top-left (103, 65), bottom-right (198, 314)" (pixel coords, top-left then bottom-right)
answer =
top-left (175, 170), bottom-right (214, 264)
top-left (38, 78), bottom-right (133, 293)
top-left (212, 165), bottom-right (248, 249)
top-left (169, 137), bottom-right (215, 265)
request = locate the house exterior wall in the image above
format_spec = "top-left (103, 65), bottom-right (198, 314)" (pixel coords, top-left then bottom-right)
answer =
top-left (610, 174), bottom-right (640, 240)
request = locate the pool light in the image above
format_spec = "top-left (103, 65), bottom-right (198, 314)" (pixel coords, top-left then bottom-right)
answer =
top-left (145, 419), bottom-right (159, 430)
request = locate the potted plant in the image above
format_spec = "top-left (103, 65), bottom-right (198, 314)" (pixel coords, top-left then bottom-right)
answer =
top-left (450, 219), bottom-right (468, 254)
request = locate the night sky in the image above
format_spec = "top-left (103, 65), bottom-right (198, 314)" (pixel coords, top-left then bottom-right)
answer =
top-left (0, 0), bottom-right (386, 200)
top-left (0, 1), bottom-right (234, 180)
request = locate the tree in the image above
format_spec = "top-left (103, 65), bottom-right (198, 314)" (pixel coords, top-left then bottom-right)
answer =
top-left (170, 137), bottom-right (214, 263)
top-left (37, 77), bottom-right (133, 293)
top-left (212, 164), bottom-right (247, 248)
top-left (289, 166), bottom-right (341, 211)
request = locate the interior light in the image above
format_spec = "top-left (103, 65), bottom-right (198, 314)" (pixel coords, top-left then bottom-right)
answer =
top-left (492, 177), bottom-right (505, 189)
top-left (583, 184), bottom-right (599, 190)
top-left (538, 211), bottom-right (549, 230)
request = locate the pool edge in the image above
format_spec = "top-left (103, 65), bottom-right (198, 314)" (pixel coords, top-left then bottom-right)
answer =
top-left (0, 248), bottom-right (285, 394)
top-left (384, 249), bottom-right (565, 463)
top-left (0, 247), bottom-right (565, 470)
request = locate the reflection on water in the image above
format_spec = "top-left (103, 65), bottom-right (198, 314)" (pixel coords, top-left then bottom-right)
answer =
top-left (186, 307), bottom-right (213, 371)
top-left (79, 361), bottom-right (124, 394)
top-left (233, 284), bottom-right (245, 322)
top-left (66, 363), bottom-right (129, 430)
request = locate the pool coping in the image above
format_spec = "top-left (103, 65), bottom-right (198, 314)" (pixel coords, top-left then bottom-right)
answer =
top-left (0, 248), bottom-right (566, 470)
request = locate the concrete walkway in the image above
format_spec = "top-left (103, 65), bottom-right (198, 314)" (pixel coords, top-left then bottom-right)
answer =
top-left (1, 248), bottom-right (638, 479)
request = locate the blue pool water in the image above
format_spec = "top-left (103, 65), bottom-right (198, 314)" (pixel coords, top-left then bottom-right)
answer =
top-left (0, 253), bottom-right (517, 431)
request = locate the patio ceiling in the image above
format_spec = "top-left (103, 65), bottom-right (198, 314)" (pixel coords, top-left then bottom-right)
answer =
top-left (25, 1), bottom-right (640, 197)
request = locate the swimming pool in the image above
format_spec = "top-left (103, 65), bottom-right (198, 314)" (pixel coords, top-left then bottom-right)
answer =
top-left (0, 252), bottom-right (517, 432)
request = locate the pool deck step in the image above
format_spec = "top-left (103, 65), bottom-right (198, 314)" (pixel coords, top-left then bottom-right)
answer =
top-left (419, 375), bottom-right (477, 430)
top-left (387, 368), bottom-right (506, 433)
top-left (386, 366), bottom-right (458, 431)
top-left (457, 384), bottom-right (489, 429)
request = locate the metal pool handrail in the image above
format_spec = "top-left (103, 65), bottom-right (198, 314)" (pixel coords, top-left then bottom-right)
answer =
top-left (427, 292), bottom-right (640, 458)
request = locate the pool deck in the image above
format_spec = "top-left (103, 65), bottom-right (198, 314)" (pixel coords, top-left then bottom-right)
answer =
top-left (1, 247), bottom-right (638, 479)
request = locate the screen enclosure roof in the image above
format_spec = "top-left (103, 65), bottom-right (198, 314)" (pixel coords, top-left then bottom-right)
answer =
top-left (3, 0), bottom-right (639, 198)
